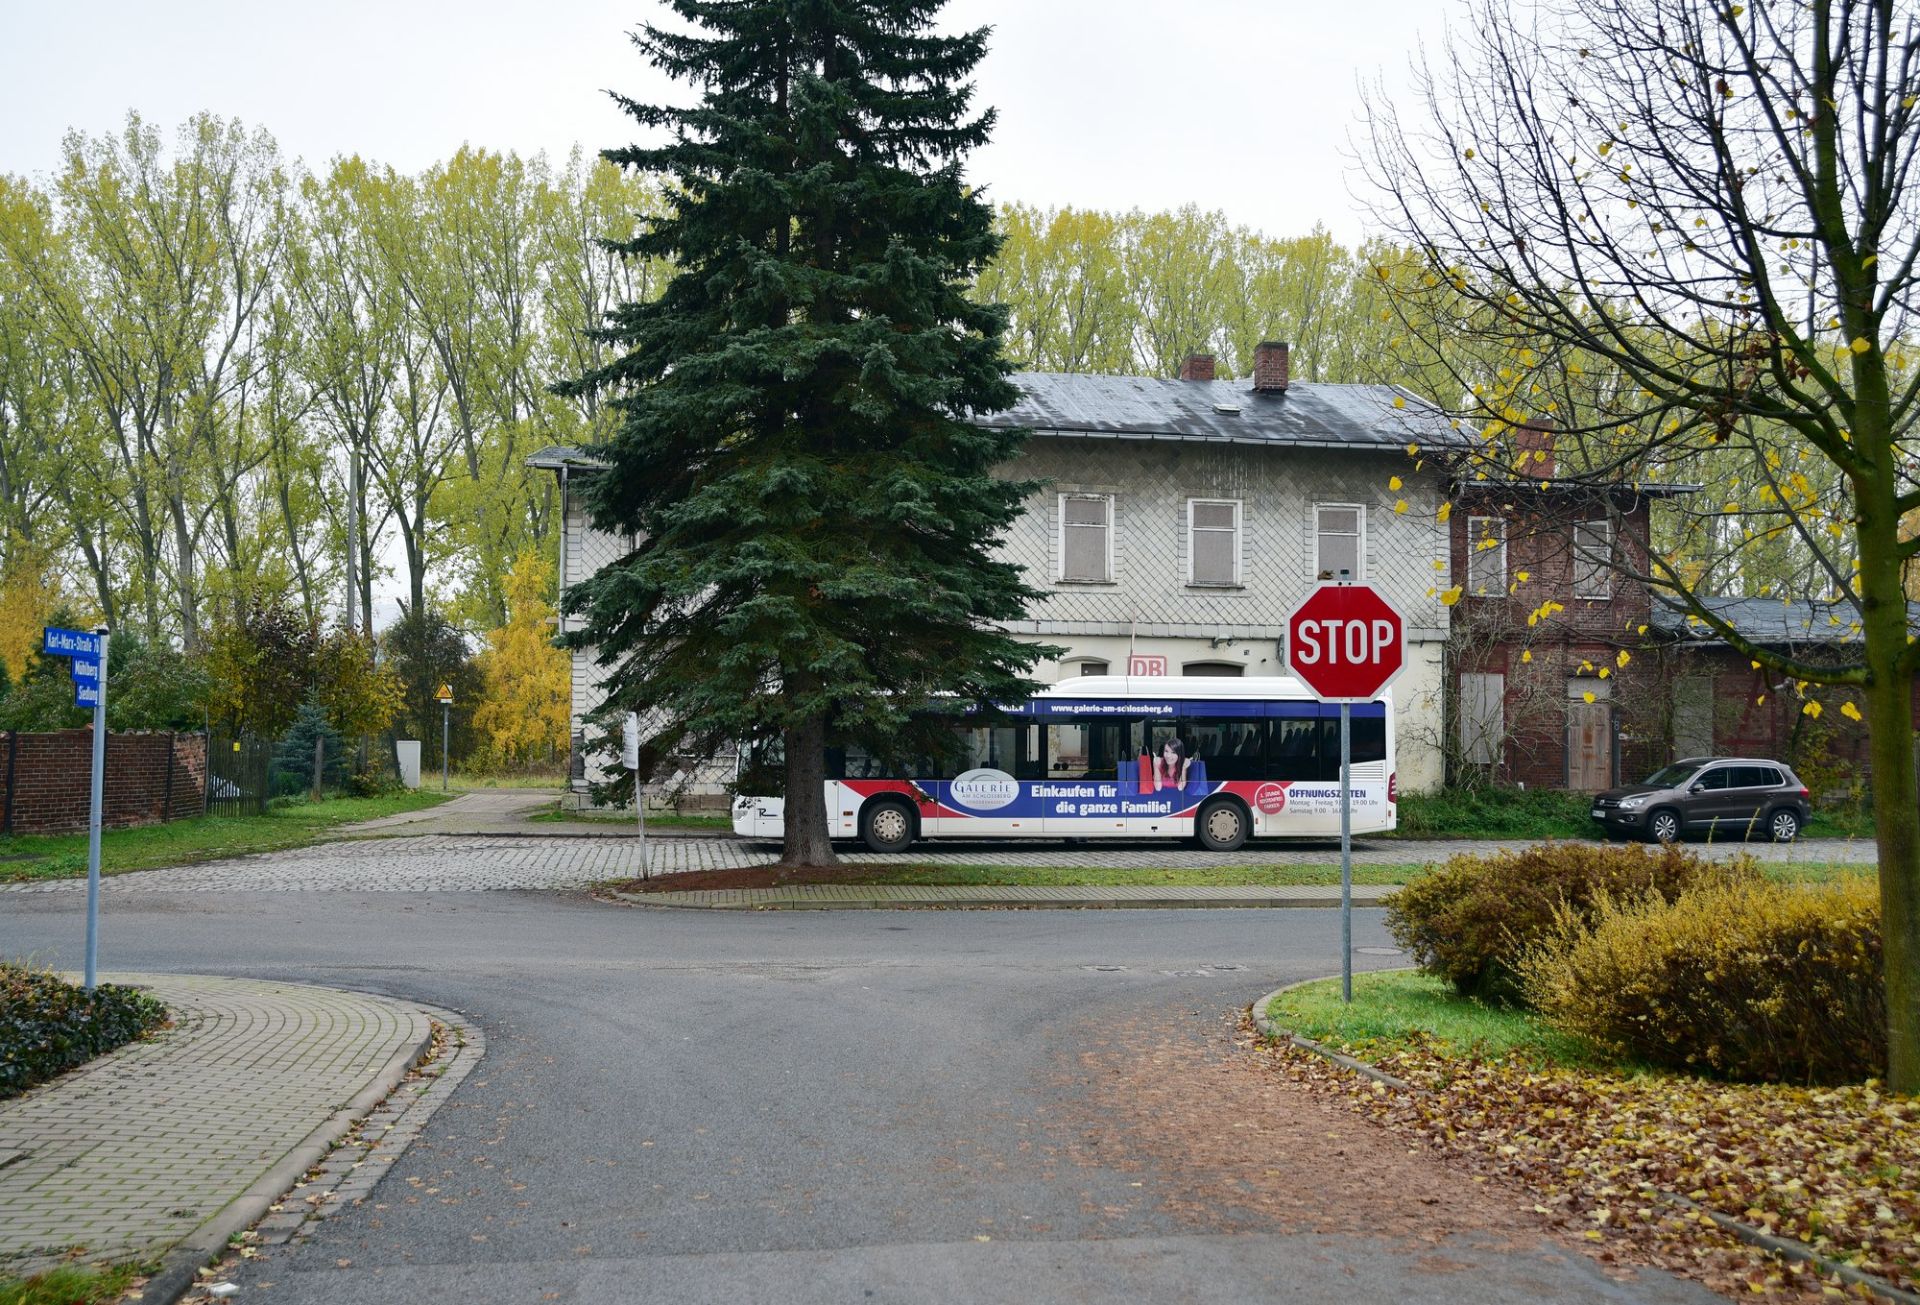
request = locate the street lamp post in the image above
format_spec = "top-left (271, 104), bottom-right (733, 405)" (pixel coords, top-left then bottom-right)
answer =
top-left (436, 683), bottom-right (453, 792)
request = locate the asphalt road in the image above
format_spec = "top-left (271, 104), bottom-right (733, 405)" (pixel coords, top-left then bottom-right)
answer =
top-left (0, 881), bottom-right (1720, 1304)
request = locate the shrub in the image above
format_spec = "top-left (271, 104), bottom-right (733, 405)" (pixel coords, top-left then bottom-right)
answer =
top-left (1517, 875), bottom-right (1884, 1085)
top-left (0, 962), bottom-right (167, 1099)
top-left (1384, 842), bottom-right (1751, 1004)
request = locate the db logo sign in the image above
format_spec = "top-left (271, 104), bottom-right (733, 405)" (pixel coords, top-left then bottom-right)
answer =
top-left (1254, 783), bottom-right (1287, 815)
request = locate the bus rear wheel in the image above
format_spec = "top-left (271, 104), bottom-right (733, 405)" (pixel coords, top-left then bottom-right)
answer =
top-left (1195, 799), bottom-right (1249, 852)
top-left (860, 799), bottom-right (916, 853)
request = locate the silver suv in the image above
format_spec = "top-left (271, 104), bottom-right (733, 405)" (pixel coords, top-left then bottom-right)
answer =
top-left (1591, 757), bottom-right (1812, 844)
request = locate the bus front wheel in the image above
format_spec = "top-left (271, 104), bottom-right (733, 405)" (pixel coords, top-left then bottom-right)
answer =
top-left (861, 800), bottom-right (916, 853)
top-left (1195, 799), bottom-right (1249, 853)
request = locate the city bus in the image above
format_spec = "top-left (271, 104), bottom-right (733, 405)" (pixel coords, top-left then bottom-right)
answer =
top-left (731, 675), bottom-right (1396, 852)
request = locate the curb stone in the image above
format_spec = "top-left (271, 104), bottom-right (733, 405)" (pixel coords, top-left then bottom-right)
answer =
top-left (1248, 975), bottom-right (1920, 1305)
top-left (138, 999), bottom-right (484, 1305)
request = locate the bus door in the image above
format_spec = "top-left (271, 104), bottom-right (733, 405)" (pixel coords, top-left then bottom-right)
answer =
top-left (924, 722), bottom-right (1046, 838)
top-left (1126, 715), bottom-right (1194, 836)
top-left (1038, 716), bottom-right (1136, 837)
top-left (1266, 704), bottom-right (1341, 835)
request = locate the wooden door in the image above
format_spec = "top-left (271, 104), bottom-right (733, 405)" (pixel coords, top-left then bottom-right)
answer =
top-left (1566, 687), bottom-right (1613, 791)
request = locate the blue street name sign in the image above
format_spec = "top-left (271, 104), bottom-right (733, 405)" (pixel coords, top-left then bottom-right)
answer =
top-left (43, 627), bottom-right (101, 657)
top-left (70, 656), bottom-right (100, 687)
top-left (74, 681), bottom-right (100, 709)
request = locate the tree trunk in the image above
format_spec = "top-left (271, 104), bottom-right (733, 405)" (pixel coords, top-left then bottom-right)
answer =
top-left (780, 711), bottom-right (838, 868)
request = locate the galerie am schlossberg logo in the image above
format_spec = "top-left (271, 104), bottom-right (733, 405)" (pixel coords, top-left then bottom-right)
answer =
top-left (950, 768), bottom-right (1020, 811)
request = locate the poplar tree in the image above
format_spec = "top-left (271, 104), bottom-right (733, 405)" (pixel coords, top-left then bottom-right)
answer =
top-left (563, 0), bottom-right (1048, 867)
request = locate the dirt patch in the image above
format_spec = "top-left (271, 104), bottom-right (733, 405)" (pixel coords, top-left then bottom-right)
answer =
top-left (1045, 1006), bottom-right (1751, 1297)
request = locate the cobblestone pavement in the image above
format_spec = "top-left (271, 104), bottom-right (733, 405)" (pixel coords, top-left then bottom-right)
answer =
top-left (0, 974), bottom-right (433, 1273)
top-left (0, 832), bottom-right (1874, 896)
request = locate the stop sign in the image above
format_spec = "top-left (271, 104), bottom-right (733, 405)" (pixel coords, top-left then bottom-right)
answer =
top-left (1283, 583), bottom-right (1407, 702)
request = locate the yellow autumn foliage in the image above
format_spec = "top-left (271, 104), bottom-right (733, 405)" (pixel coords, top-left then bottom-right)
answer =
top-left (0, 540), bottom-right (62, 681)
top-left (472, 551), bottom-right (569, 766)
top-left (1519, 875), bottom-right (1884, 1085)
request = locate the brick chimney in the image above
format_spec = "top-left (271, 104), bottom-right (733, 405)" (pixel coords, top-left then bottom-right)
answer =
top-left (1515, 424), bottom-right (1555, 478)
top-left (1252, 341), bottom-right (1290, 393)
top-left (1178, 352), bottom-right (1216, 382)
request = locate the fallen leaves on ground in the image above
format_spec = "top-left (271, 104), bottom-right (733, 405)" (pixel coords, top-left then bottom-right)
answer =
top-left (1257, 1025), bottom-right (1919, 1300)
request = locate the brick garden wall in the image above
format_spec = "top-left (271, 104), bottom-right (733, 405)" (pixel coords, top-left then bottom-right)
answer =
top-left (0, 730), bottom-right (207, 835)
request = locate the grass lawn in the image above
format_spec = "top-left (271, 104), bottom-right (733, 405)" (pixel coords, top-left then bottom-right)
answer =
top-left (1263, 969), bottom-right (1602, 1068)
top-left (529, 806), bottom-right (734, 830)
top-left (0, 790), bottom-right (452, 884)
top-left (1392, 785), bottom-right (1878, 842)
top-left (0, 1263), bottom-right (146, 1305)
top-left (841, 862), bottom-right (1429, 888)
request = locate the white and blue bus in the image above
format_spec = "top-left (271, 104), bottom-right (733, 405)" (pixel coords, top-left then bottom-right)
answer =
top-left (732, 675), bottom-right (1396, 852)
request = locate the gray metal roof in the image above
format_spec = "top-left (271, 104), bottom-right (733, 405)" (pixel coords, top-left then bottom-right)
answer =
top-left (1650, 594), bottom-right (1920, 645)
top-left (524, 374), bottom-right (1461, 475)
top-left (975, 372), bottom-right (1461, 451)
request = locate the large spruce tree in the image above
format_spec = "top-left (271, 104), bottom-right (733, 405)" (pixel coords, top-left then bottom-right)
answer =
top-left (563, 0), bottom-right (1048, 866)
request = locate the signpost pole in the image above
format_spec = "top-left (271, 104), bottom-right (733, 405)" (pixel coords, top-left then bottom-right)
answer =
top-left (441, 702), bottom-right (450, 792)
top-left (84, 628), bottom-right (108, 993)
top-left (1339, 700), bottom-right (1352, 1005)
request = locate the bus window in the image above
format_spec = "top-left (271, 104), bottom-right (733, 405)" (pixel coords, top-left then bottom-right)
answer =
top-left (1048, 719), bottom-right (1137, 781)
top-left (1187, 718), bottom-right (1267, 782)
top-left (1351, 715), bottom-right (1386, 765)
top-left (955, 723), bottom-right (1046, 780)
top-left (1268, 718), bottom-right (1322, 781)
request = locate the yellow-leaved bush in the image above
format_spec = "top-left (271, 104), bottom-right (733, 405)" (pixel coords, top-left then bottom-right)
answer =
top-left (1383, 843), bottom-right (1742, 1005)
top-left (1517, 876), bottom-right (1884, 1086)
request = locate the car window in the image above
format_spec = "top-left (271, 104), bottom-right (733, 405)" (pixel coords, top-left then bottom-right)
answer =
top-left (1755, 766), bottom-right (1785, 787)
top-left (1695, 768), bottom-right (1731, 791)
top-left (1642, 763), bottom-right (1698, 787)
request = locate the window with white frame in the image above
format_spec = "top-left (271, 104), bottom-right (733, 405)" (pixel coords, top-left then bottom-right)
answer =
top-left (1314, 504), bottom-right (1365, 581)
top-left (1187, 499), bottom-right (1241, 585)
top-left (1572, 520), bottom-right (1614, 599)
top-left (1058, 493), bottom-right (1113, 583)
top-left (1466, 517), bottom-right (1507, 596)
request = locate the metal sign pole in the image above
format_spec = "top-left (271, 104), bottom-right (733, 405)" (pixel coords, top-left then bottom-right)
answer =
top-left (637, 780), bottom-right (649, 881)
top-left (1340, 699), bottom-right (1352, 1005)
top-left (442, 702), bottom-right (450, 792)
top-left (84, 628), bottom-right (109, 992)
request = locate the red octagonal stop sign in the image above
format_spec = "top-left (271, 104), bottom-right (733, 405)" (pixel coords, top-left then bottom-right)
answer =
top-left (1283, 582), bottom-right (1408, 703)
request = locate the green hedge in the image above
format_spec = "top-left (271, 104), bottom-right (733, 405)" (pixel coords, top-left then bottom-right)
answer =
top-left (0, 963), bottom-right (167, 1099)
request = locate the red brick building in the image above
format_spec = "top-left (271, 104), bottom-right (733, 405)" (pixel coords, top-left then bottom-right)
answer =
top-left (1446, 438), bottom-right (1915, 794)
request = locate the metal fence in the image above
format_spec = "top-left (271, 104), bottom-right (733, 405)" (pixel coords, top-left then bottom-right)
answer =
top-left (206, 731), bottom-right (274, 817)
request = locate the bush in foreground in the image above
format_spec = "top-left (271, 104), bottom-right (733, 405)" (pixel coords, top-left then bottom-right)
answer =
top-left (1384, 842), bottom-right (1750, 1004)
top-left (1518, 875), bottom-right (1884, 1085)
top-left (0, 962), bottom-right (167, 1099)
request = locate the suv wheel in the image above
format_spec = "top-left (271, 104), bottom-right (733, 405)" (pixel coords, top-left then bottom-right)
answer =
top-left (1646, 808), bottom-right (1681, 844)
top-left (1195, 799), bottom-right (1249, 852)
top-left (1768, 807), bottom-right (1801, 843)
top-left (861, 800), bottom-right (915, 853)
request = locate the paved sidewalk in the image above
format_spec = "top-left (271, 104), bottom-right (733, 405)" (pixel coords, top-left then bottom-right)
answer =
top-left (339, 790), bottom-right (726, 839)
top-left (0, 974), bottom-right (435, 1276)
top-left (616, 882), bottom-right (1398, 909)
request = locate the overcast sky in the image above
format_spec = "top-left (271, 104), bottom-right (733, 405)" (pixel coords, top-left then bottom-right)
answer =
top-left (0, 0), bottom-right (1449, 626)
top-left (0, 0), bottom-right (1446, 245)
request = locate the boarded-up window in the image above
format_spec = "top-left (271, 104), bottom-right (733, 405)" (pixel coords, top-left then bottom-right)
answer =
top-left (1573, 520), bottom-right (1614, 599)
top-left (1059, 494), bottom-right (1112, 582)
top-left (1460, 672), bottom-right (1505, 766)
top-left (1188, 499), bottom-right (1240, 584)
top-left (1315, 504), bottom-right (1364, 581)
top-left (1466, 517), bottom-right (1507, 596)
top-left (1673, 674), bottom-right (1714, 758)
